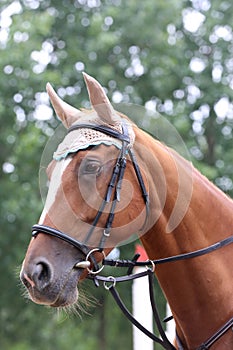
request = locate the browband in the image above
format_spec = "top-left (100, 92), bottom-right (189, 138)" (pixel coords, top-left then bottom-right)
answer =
top-left (68, 123), bottom-right (131, 144)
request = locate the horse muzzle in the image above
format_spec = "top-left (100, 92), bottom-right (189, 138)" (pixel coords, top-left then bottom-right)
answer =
top-left (20, 257), bottom-right (83, 307)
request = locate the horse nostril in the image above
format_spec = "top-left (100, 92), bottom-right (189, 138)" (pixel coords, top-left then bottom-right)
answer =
top-left (32, 261), bottom-right (52, 290)
top-left (35, 262), bottom-right (50, 283)
top-left (21, 259), bottom-right (53, 291)
top-left (20, 258), bottom-right (54, 294)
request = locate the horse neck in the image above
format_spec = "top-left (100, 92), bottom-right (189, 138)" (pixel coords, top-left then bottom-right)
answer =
top-left (136, 130), bottom-right (233, 348)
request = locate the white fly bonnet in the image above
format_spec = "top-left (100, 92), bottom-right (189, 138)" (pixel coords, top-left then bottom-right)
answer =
top-left (53, 111), bottom-right (135, 161)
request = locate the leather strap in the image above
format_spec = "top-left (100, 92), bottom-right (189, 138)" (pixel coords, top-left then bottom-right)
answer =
top-left (68, 123), bottom-right (131, 144)
top-left (103, 235), bottom-right (233, 267)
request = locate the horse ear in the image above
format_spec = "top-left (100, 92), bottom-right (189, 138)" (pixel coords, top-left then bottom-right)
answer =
top-left (46, 83), bottom-right (82, 129)
top-left (83, 72), bottom-right (117, 124)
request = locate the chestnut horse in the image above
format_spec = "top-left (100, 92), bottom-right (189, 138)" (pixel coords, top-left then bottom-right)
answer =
top-left (20, 73), bottom-right (233, 349)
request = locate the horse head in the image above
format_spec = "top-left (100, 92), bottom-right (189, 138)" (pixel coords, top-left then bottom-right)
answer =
top-left (20, 73), bottom-right (149, 307)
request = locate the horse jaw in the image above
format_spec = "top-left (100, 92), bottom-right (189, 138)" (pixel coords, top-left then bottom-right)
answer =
top-left (46, 82), bottom-right (82, 129)
top-left (83, 72), bottom-right (119, 124)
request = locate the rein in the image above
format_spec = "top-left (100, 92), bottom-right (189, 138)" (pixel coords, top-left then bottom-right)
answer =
top-left (32, 122), bottom-right (233, 350)
top-left (92, 235), bottom-right (233, 350)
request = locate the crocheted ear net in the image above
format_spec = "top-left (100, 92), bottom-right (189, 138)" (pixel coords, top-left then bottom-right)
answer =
top-left (53, 111), bottom-right (135, 160)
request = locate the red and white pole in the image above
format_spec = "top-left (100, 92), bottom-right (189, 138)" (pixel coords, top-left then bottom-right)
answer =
top-left (132, 244), bottom-right (176, 349)
top-left (132, 244), bottom-right (153, 350)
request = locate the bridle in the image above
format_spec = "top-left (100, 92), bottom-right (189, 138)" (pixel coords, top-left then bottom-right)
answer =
top-left (32, 121), bottom-right (149, 271)
top-left (31, 122), bottom-right (233, 350)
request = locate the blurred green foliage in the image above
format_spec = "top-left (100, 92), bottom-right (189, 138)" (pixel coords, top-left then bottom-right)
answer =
top-left (0, 0), bottom-right (233, 349)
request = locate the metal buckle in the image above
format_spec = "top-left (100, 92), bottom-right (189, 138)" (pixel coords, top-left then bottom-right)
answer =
top-left (146, 260), bottom-right (156, 272)
top-left (104, 276), bottom-right (116, 290)
top-left (85, 248), bottom-right (106, 275)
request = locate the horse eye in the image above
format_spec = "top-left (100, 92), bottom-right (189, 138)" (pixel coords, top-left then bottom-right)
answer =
top-left (83, 161), bottom-right (102, 175)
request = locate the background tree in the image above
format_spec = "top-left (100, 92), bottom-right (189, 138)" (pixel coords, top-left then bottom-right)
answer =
top-left (0, 0), bottom-right (233, 349)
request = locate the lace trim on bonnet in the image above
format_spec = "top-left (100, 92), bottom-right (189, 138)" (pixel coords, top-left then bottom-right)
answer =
top-left (53, 111), bottom-right (135, 161)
